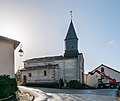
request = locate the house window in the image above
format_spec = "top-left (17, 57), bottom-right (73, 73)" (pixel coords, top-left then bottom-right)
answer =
top-left (28, 73), bottom-right (32, 77)
top-left (101, 67), bottom-right (104, 72)
top-left (44, 70), bottom-right (47, 76)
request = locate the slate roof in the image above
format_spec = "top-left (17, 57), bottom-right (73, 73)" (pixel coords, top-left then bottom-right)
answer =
top-left (65, 20), bottom-right (78, 40)
top-left (64, 50), bottom-right (79, 58)
top-left (24, 56), bottom-right (64, 63)
top-left (0, 35), bottom-right (20, 49)
top-left (24, 53), bottom-right (83, 63)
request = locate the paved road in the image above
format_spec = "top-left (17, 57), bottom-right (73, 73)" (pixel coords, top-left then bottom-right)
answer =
top-left (36, 87), bottom-right (117, 96)
top-left (19, 86), bottom-right (118, 101)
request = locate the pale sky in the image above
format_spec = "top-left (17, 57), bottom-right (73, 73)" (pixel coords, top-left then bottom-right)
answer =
top-left (0, 0), bottom-right (120, 73)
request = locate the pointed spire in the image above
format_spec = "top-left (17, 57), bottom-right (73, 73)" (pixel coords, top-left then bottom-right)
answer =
top-left (64, 14), bottom-right (79, 58)
top-left (65, 20), bottom-right (78, 40)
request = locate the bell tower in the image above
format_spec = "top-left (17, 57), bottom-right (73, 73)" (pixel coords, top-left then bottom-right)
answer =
top-left (64, 12), bottom-right (79, 58)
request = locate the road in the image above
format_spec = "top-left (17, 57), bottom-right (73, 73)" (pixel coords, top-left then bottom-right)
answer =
top-left (19, 86), bottom-right (118, 101)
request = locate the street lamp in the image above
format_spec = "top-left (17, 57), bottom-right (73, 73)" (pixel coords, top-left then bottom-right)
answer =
top-left (18, 44), bottom-right (24, 57)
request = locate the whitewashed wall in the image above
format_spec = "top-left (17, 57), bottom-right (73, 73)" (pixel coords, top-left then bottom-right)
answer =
top-left (79, 54), bottom-right (84, 83)
top-left (86, 65), bottom-right (120, 87)
top-left (23, 56), bottom-right (84, 84)
top-left (0, 41), bottom-right (14, 78)
top-left (21, 69), bottom-right (59, 83)
top-left (55, 59), bottom-right (77, 82)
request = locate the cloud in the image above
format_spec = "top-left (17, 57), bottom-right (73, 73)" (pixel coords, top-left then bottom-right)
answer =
top-left (107, 41), bottom-right (114, 45)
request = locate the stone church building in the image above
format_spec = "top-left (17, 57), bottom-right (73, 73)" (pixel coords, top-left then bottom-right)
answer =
top-left (20, 20), bottom-right (84, 84)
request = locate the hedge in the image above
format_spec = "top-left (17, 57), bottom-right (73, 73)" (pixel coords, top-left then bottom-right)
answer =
top-left (0, 75), bottom-right (18, 99)
top-left (68, 80), bottom-right (85, 89)
top-left (25, 82), bottom-right (59, 88)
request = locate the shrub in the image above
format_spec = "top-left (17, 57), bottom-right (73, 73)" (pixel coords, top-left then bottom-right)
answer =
top-left (25, 82), bottom-right (59, 88)
top-left (68, 80), bottom-right (85, 89)
top-left (0, 75), bottom-right (18, 99)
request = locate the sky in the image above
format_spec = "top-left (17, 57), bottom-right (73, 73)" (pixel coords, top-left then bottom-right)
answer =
top-left (0, 0), bottom-right (120, 73)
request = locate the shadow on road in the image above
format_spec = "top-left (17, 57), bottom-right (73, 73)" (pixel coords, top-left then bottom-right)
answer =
top-left (32, 87), bottom-right (117, 96)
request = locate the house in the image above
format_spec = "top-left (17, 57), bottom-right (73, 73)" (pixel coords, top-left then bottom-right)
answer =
top-left (85, 64), bottom-right (120, 87)
top-left (20, 20), bottom-right (84, 84)
top-left (0, 36), bottom-right (20, 78)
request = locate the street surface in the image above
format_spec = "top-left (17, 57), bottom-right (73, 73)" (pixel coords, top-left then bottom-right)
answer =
top-left (19, 86), bottom-right (118, 101)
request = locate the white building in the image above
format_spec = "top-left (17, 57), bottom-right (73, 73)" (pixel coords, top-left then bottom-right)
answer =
top-left (20, 20), bottom-right (84, 84)
top-left (0, 36), bottom-right (20, 78)
top-left (85, 64), bottom-right (120, 87)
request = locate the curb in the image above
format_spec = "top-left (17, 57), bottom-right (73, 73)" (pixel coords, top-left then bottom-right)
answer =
top-left (0, 95), bottom-right (14, 101)
top-left (31, 94), bottom-right (35, 101)
top-left (17, 90), bottom-right (35, 101)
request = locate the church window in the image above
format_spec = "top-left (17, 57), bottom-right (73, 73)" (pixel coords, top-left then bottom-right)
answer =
top-left (28, 73), bottom-right (32, 77)
top-left (44, 70), bottom-right (47, 76)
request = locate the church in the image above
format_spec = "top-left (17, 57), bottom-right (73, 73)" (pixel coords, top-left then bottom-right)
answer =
top-left (20, 19), bottom-right (84, 85)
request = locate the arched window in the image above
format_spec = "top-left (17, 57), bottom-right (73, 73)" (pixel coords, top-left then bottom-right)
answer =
top-left (101, 67), bottom-right (104, 72)
top-left (28, 73), bottom-right (32, 77)
top-left (44, 70), bottom-right (47, 76)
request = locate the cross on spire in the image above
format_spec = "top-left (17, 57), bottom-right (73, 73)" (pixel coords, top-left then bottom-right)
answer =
top-left (70, 11), bottom-right (73, 20)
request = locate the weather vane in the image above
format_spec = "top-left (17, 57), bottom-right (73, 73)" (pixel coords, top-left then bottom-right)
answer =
top-left (70, 11), bottom-right (73, 20)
